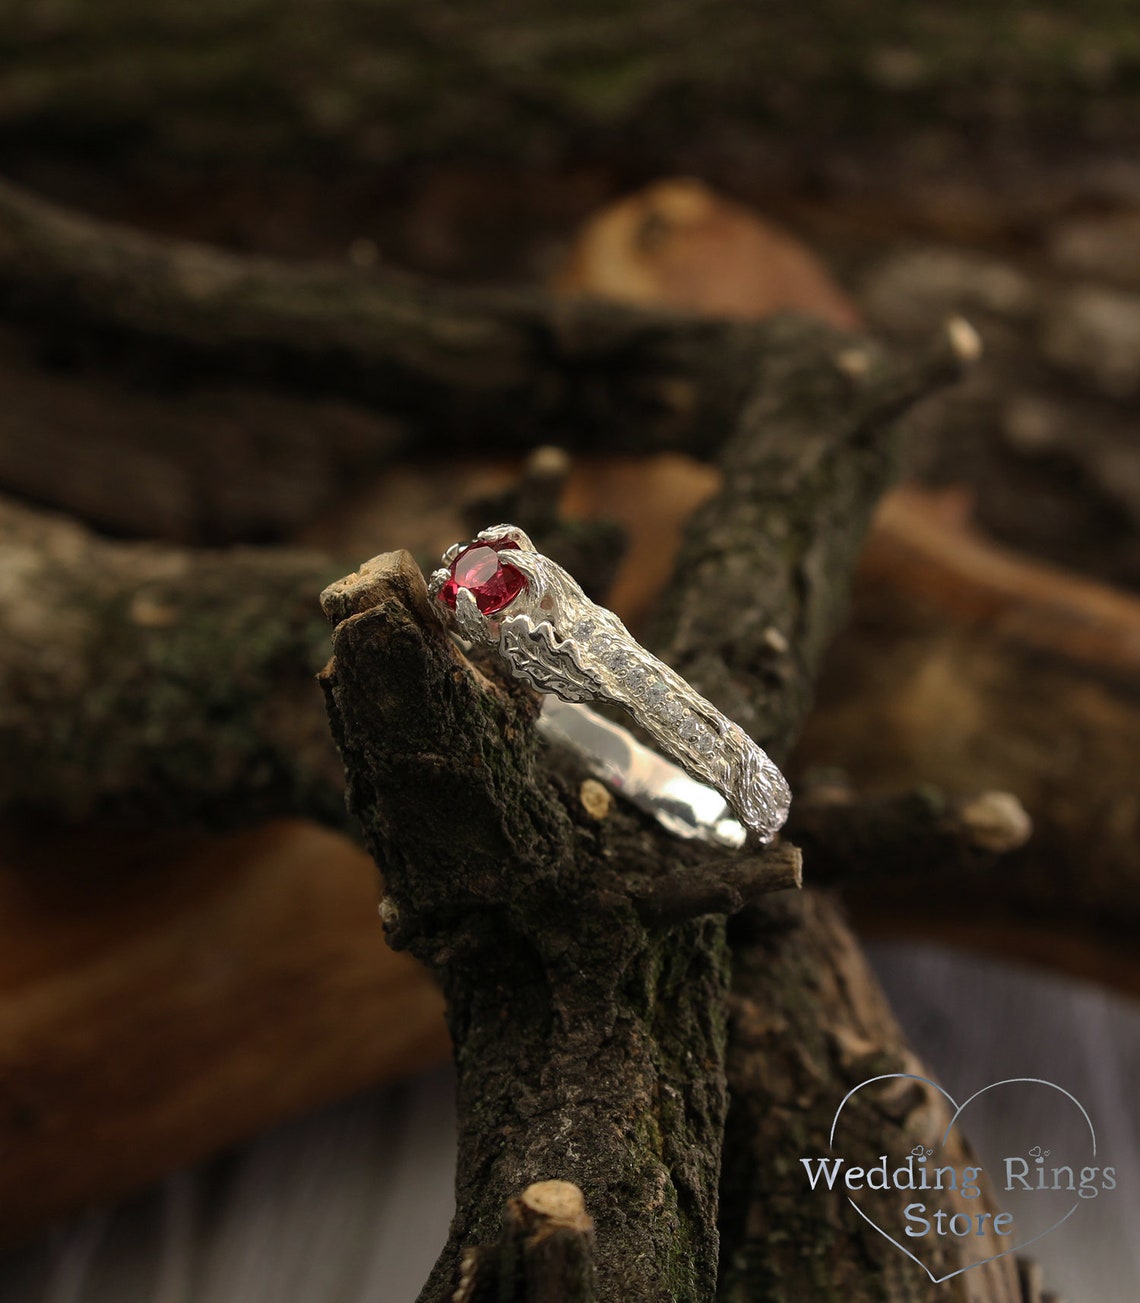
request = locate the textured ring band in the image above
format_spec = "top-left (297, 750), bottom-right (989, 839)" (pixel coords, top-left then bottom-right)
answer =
top-left (427, 524), bottom-right (791, 843)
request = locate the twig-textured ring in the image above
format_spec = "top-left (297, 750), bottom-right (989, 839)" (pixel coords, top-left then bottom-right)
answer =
top-left (428, 525), bottom-right (791, 843)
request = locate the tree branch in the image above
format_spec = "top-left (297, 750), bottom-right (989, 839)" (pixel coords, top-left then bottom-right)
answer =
top-left (631, 844), bottom-right (802, 924)
top-left (319, 315), bottom-right (978, 1301)
top-left (785, 780), bottom-right (1032, 884)
top-left (0, 176), bottom-right (769, 491)
top-left (455, 1181), bottom-right (598, 1303)
top-left (321, 549), bottom-right (735, 1302)
top-left (0, 494), bottom-right (346, 828)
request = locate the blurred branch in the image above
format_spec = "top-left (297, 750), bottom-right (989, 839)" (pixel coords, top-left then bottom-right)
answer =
top-left (0, 263), bottom-right (966, 835)
top-left (0, 494), bottom-right (347, 829)
top-left (0, 179), bottom-right (980, 552)
top-left (797, 486), bottom-right (1140, 949)
top-left (786, 780), bottom-right (1032, 884)
top-left (860, 246), bottom-right (1140, 590)
top-left (0, 175), bottom-right (783, 539)
top-left (0, 316), bottom-right (406, 544)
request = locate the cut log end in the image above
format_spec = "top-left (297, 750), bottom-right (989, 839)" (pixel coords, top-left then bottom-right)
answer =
top-left (517, 1180), bottom-right (592, 1233)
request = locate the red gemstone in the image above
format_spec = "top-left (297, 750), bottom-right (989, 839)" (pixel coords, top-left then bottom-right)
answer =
top-left (438, 539), bottom-right (526, 615)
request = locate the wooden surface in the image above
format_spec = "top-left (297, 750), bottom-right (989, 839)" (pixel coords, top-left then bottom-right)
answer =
top-left (2, 946), bottom-right (1136, 1302)
top-left (0, 821), bottom-right (448, 1243)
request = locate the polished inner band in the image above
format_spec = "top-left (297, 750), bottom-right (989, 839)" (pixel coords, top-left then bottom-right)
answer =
top-left (539, 697), bottom-right (748, 848)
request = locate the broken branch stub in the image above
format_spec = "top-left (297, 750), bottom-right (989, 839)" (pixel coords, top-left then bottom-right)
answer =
top-left (456, 1181), bottom-right (598, 1303)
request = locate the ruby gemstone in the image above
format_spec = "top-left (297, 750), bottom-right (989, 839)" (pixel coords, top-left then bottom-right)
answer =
top-left (438, 539), bottom-right (526, 615)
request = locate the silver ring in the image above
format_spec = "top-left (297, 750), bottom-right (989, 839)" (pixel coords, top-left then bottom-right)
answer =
top-left (428, 525), bottom-right (791, 844)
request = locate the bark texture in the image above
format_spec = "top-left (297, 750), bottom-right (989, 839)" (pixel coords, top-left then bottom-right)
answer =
top-left (0, 495), bottom-right (345, 828)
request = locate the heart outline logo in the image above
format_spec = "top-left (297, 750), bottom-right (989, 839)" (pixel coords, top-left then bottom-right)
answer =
top-left (828, 1074), bottom-right (1096, 1284)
